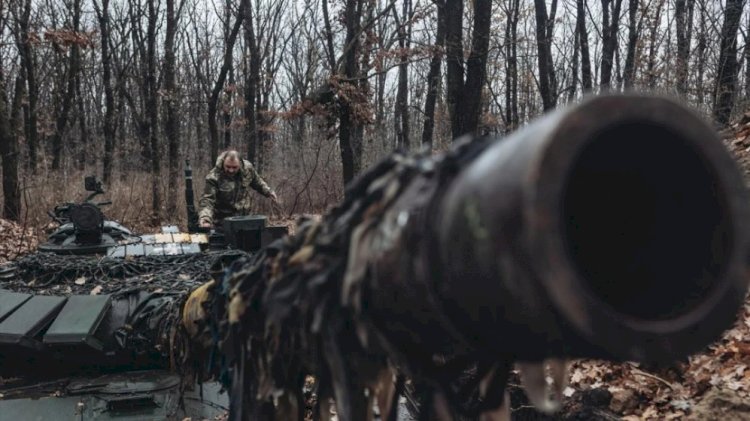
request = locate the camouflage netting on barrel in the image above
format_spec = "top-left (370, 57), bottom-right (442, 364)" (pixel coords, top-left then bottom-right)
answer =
top-left (185, 139), bottom-right (496, 421)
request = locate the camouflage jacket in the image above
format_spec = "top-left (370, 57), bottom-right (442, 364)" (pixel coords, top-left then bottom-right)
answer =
top-left (198, 153), bottom-right (273, 225)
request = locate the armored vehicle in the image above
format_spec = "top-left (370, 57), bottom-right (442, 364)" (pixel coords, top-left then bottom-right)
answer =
top-left (2, 94), bottom-right (749, 421)
top-left (0, 170), bottom-right (286, 420)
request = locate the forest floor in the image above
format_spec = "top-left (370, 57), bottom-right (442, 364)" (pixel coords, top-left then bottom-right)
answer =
top-left (4, 119), bottom-right (750, 420)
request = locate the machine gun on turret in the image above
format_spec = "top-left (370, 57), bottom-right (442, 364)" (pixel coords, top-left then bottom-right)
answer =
top-left (39, 176), bottom-right (141, 254)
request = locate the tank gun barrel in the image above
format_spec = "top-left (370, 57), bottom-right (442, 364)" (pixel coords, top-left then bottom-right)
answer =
top-left (365, 94), bottom-right (750, 365)
top-left (183, 95), bottom-right (750, 419)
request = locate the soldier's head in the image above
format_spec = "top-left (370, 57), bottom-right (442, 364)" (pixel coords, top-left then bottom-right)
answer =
top-left (222, 150), bottom-right (242, 176)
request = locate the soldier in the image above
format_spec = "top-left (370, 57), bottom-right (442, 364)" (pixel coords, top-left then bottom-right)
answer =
top-left (198, 150), bottom-right (279, 228)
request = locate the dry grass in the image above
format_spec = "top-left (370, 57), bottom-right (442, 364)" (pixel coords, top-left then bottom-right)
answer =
top-left (2, 164), bottom-right (337, 239)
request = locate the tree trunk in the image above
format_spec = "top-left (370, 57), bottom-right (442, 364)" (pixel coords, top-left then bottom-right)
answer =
top-left (117, 85), bottom-right (127, 181)
top-left (376, 71), bottom-right (386, 132)
top-left (164, 0), bottom-right (181, 217)
top-left (445, 0), bottom-right (493, 138)
top-left (0, 74), bottom-right (21, 221)
top-left (675, 0), bottom-right (688, 96)
top-left (422, 0), bottom-right (446, 148)
top-left (223, 67), bottom-right (234, 150)
top-left (146, 0), bottom-right (161, 220)
top-left (694, 0), bottom-right (707, 107)
top-left (209, 0), bottom-right (245, 164)
top-left (51, 0), bottom-right (82, 170)
top-left (534, 0), bottom-right (556, 110)
top-left (623, 0), bottom-right (639, 89)
top-left (462, 0), bottom-right (492, 133)
top-left (712, 0), bottom-right (744, 125)
top-left (505, 0), bottom-right (519, 131)
top-left (394, 0), bottom-right (411, 151)
top-left (645, 1), bottom-right (664, 89)
top-left (337, 0), bottom-right (363, 185)
top-left (570, 24), bottom-right (580, 101)
top-left (444, 0), bottom-right (464, 137)
top-left (600, 0), bottom-right (623, 90)
top-left (76, 70), bottom-right (88, 170)
top-left (222, 0), bottom-right (234, 152)
top-left (243, 0), bottom-right (258, 164)
top-left (128, 0), bottom-right (151, 167)
top-left (16, 0), bottom-right (38, 173)
top-left (257, 58), bottom-right (276, 175)
top-left (94, 0), bottom-right (116, 184)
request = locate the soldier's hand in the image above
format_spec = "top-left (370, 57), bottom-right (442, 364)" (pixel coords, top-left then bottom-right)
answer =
top-left (200, 220), bottom-right (211, 228)
top-left (270, 191), bottom-right (280, 204)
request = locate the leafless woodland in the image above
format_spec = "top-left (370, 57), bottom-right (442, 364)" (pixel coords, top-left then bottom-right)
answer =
top-left (0, 0), bottom-right (749, 228)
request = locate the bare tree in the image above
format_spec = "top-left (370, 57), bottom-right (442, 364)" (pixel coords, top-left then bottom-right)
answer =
top-left (422, 0), bottom-right (446, 147)
top-left (445, 0), bottom-right (493, 137)
top-left (622, 0), bottom-right (640, 89)
top-left (13, 0), bottom-right (38, 173)
top-left (222, 0), bottom-right (235, 150)
top-left (2, 0), bottom-right (748, 225)
top-left (255, 0), bottom-right (291, 173)
top-left (208, 0), bottom-right (245, 163)
top-left (184, 4), bottom-right (214, 166)
top-left (576, 0), bottom-right (593, 92)
top-left (504, 0), bottom-right (520, 130)
top-left (0, 81), bottom-right (21, 221)
top-left (0, 4), bottom-right (20, 220)
top-left (600, 0), bottom-right (623, 90)
top-left (337, 0), bottom-right (365, 183)
top-left (164, 0), bottom-right (184, 216)
top-left (120, 0), bottom-right (163, 217)
top-left (243, 0), bottom-right (259, 163)
top-left (645, 0), bottom-right (666, 88)
top-left (713, 0), bottom-right (745, 125)
top-left (49, 0), bottom-right (82, 170)
top-left (75, 48), bottom-right (89, 170)
top-left (534, 0), bottom-right (558, 110)
top-left (674, 0), bottom-right (695, 97)
top-left (693, 0), bottom-right (710, 107)
top-left (393, 0), bottom-right (412, 150)
top-left (146, 0), bottom-right (161, 219)
top-left (94, 0), bottom-right (117, 184)
top-left (318, 0), bottom-right (388, 184)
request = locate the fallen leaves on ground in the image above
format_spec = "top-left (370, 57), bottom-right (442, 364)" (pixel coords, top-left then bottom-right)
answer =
top-left (565, 298), bottom-right (750, 420)
top-left (0, 219), bottom-right (38, 264)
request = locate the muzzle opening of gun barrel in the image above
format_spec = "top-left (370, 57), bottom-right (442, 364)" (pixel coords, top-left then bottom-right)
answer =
top-left (561, 121), bottom-right (734, 322)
